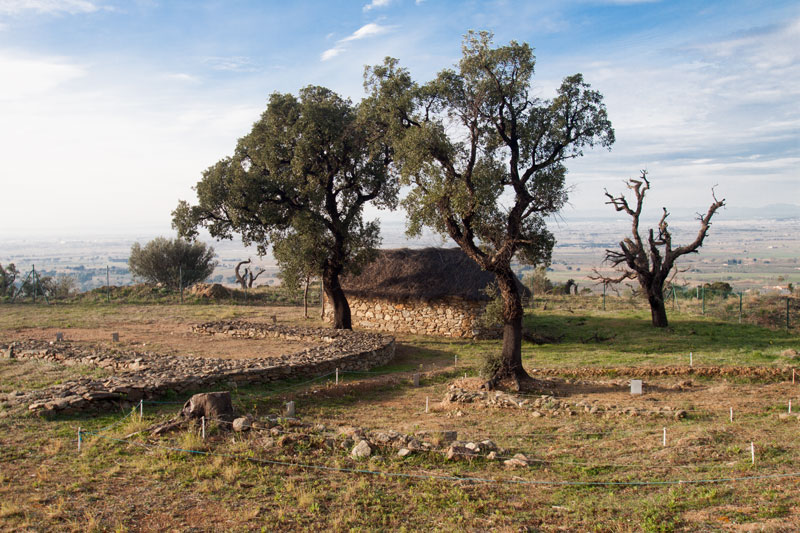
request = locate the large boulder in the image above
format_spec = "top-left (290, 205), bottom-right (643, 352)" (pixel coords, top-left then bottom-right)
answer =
top-left (182, 391), bottom-right (236, 422)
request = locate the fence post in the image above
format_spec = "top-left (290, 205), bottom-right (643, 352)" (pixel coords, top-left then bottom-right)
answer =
top-left (32, 264), bottom-right (36, 304)
top-left (787, 298), bottom-right (791, 331)
top-left (106, 265), bottom-right (110, 303)
top-left (739, 292), bottom-right (743, 324)
top-left (603, 283), bottom-right (606, 311)
top-left (702, 286), bottom-right (705, 315)
top-left (179, 266), bottom-right (184, 304)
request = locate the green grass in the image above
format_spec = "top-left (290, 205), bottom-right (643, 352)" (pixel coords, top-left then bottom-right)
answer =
top-left (0, 300), bottom-right (798, 531)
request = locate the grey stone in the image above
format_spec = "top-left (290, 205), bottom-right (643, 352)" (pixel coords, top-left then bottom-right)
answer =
top-left (398, 448), bottom-right (413, 458)
top-left (504, 454), bottom-right (531, 468)
top-left (446, 444), bottom-right (475, 460)
top-left (351, 440), bottom-right (372, 459)
top-left (232, 417), bottom-right (252, 432)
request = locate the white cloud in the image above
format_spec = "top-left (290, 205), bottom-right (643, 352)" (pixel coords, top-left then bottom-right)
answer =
top-left (0, 0), bottom-right (100, 15)
top-left (342, 22), bottom-right (389, 41)
top-left (0, 48), bottom-right (266, 236)
top-left (538, 17), bottom-right (800, 212)
top-left (164, 72), bottom-right (199, 83)
top-left (320, 47), bottom-right (343, 61)
top-left (202, 56), bottom-right (257, 73)
top-left (321, 23), bottom-right (392, 61)
top-left (363, 0), bottom-right (391, 12)
top-left (0, 52), bottom-right (85, 100)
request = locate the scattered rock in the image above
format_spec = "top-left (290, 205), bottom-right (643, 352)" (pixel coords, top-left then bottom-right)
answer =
top-left (351, 439), bottom-right (373, 459)
top-left (232, 416), bottom-right (252, 432)
top-left (504, 453), bottom-right (532, 468)
top-left (398, 448), bottom-right (413, 458)
top-left (445, 444), bottom-right (476, 460)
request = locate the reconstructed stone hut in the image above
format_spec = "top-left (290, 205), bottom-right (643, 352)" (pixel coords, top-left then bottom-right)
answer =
top-left (325, 247), bottom-right (528, 338)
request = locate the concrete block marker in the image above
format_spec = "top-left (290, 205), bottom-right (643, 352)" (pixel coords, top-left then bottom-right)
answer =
top-left (286, 401), bottom-right (295, 418)
top-left (55, 332), bottom-right (63, 342)
top-left (630, 380), bottom-right (643, 395)
top-left (111, 333), bottom-right (119, 342)
top-left (413, 373), bottom-right (420, 387)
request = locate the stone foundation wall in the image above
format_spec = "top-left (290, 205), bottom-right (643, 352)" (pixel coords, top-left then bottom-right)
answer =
top-left (1, 322), bottom-right (395, 415)
top-left (325, 295), bottom-right (491, 338)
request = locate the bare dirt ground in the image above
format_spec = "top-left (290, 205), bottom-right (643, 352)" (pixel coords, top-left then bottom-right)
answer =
top-left (3, 325), bottom-right (321, 359)
top-left (0, 304), bottom-right (324, 359)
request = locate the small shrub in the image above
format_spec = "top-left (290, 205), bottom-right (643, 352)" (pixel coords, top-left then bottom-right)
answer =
top-left (480, 351), bottom-right (503, 378)
top-left (129, 237), bottom-right (217, 290)
top-left (479, 283), bottom-right (503, 328)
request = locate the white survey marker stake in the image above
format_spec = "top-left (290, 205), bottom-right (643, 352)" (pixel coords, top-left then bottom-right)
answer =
top-left (630, 380), bottom-right (643, 395)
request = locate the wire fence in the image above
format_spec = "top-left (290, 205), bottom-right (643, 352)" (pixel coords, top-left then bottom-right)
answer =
top-left (5, 263), bottom-right (798, 333)
top-left (1, 264), bottom-right (326, 308)
top-left (73, 399), bottom-right (800, 488)
top-left (524, 289), bottom-right (800, 332)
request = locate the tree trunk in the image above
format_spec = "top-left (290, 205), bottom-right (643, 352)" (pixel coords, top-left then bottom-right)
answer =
top-left (648, 289), bottom-right (669, 327)
top-left (488, 267), bottom-right (530, 389)
top-left (234, 260), bottom-right (250, 290)
top-left (303, 276), bottom-right (309, 319)
top-left (323, 266), bottom-right (351, 329)
top-left (320, 278), bottom-right (325, 319)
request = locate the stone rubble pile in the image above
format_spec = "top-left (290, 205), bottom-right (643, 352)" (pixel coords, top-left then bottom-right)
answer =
top-left (227, 417), bottom-right (533, 468)
top-left (443, 386), bottom-right (689, 420)
top-left (0, 322), bottom-right (395, 416)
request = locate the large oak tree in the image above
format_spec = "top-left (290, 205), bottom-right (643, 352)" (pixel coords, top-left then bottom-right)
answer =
top-left (365, 32), bottom-right (614, 387)
top-left (173, 86), bottom-right (397, 328)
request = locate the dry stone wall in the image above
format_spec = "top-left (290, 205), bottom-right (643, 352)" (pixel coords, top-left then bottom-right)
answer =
top-left (326, 296), bottom-right (494, 338)
top-left (0, 322), bottom-right (395, 416)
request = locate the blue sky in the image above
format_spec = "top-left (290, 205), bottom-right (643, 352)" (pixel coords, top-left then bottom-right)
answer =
top-left (0, 0), bottom-right (797, 238)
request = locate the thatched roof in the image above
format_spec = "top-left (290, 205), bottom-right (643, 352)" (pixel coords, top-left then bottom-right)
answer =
top-left (341, 247), bottom-right (530, 302)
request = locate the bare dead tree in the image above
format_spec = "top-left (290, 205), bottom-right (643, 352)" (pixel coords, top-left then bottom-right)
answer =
top-left (234, 259), bottom-right (266, 289)
top-left (234, 259), bottom-right (251, 290)
top-left (246, 268), bottom-right (266, 288)
top-left (591, 171), bottom-right (725, 327)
